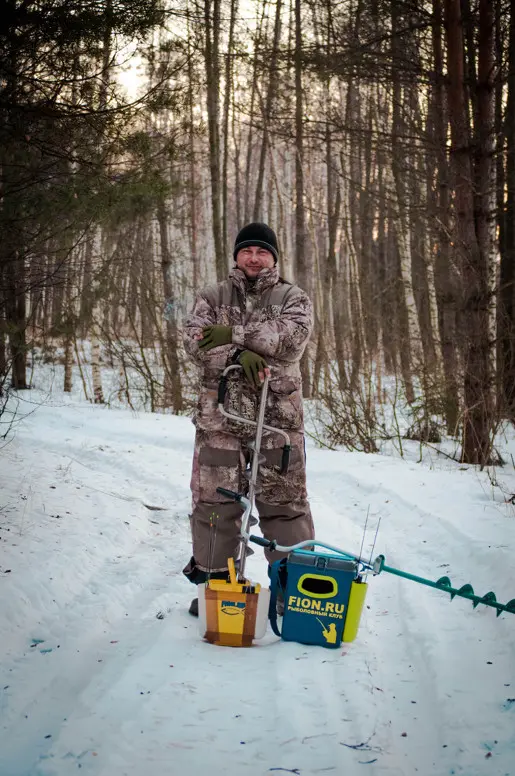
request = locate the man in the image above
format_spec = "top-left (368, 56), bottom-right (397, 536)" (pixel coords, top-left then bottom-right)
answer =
top-left (182, 222), bottom-right (315, 616)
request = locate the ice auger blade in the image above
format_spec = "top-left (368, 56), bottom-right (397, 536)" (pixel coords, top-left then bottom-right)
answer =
top-left (373, 556), bottom-right (515, 617)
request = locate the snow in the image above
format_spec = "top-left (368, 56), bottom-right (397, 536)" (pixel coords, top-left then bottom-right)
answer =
top-left (1, 387), bottom-right (515, 776)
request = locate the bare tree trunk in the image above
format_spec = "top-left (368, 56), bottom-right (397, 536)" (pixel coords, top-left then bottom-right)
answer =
top-left (232, 93), bottom-right (242, 229)
top-left (461, 0), bottom-right (479, 140)
top-left (306, 188), bottom-right (324, 396)
top-left (376, 128), bottom-right (396, 375)
top-left (80, 233), bottom-right (94, 334)
top-left (157, 199), bottom-right (183, 412)
top-left (340, 173), bottom-right (369, 393)
top-left (322, 11), bottom-right (344, 391)
top-left (63, 255), bottom-right (75, 393)
top-left (499, 0), bottom-right (515, 418)
top-left (390, 2), bottom-right (422, 402)
top-left (361, 94), bottom-right (375, 357)
top-left (433, 0), bottom-right (460, 432)
top-left (90, 228), bottom-right (104, 404)
top-left (63, 335), bottom-right (74, 392)
top-left (477, 0), bottom-right (497, 423)
top-left (410, 77), bottom-right (445, 385)
top-left (222, 0), bottom-right (238, 256)
top-left (243, 0), bottom-right (267, 224)
top-left (5, 253), bottom-right (28, 389)
top-left (1, 18), bottom-right (29, 391)
top-left (376, 190), bottom-right (389, 374)
top-left (294, 0), bottom-right (311, 395)
top-left (267, 143), bottom-right (287, 256)
top-left (444, 0), bottom-right (494, 464)
top-left (86, 6), bottom-right (115, 406)
top-left (89, 233), bottom-right (104, 404)
top-left (0, 262), bottom-right (6, 394)
top-left (187, 5), bottom-right (199, 291)
top-left (204, 0), bottom-right (225, 280)
top-left (422, 229), bottom-right (445, 383)
top-left (90, 323), bottom-right (104, 404)
top-left (253, 0), bottom-right (282, 220)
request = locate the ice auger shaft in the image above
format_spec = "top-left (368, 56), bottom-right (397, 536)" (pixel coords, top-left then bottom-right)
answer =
top-left (216, 364), bottom-right (291, 581)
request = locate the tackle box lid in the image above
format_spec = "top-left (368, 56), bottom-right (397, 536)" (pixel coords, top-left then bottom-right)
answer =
top-left (289, 549), bottom-right (358, 572)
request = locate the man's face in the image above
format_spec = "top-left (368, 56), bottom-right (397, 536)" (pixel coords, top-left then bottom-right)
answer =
top-left (236, 245), bottom-right (275, 278)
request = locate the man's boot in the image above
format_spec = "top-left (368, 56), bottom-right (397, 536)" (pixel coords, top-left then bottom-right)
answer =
top-left (189, 598), bottom-right (199, 617)
top-left (184, 558), bottom-right (230, 617)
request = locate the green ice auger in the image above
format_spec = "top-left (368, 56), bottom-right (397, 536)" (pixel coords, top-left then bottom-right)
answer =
top-left (372, 555), bottom-right (515, 617)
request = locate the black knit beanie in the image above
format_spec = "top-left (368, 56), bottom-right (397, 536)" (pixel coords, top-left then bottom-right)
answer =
top-left (233, 222), bottom-right (279, 264)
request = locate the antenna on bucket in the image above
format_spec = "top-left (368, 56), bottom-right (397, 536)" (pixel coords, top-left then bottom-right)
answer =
top-left (358, 505), bottom-right (370, 567)
top-left (364, 516), bottom-right (381, 582)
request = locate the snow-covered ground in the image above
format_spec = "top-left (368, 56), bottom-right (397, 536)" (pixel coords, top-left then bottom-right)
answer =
top-left (1, 387), bottom-right (515, 776)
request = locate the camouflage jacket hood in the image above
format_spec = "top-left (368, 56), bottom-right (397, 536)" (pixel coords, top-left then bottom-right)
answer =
top-left (229, 265), bottom-right (279, 295)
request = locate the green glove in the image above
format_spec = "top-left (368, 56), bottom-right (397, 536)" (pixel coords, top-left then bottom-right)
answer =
top-left (198, 325), bottom-right (232, 351)
top-left (238, 350), bottom-right (268, 388)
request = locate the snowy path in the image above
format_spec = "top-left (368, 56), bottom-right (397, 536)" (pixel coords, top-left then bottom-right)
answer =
top-left (1, 395), bottom-right (514, 776)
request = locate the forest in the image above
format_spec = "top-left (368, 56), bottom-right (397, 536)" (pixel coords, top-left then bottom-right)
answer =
top-left (1, 0), bottom-right (513, 466)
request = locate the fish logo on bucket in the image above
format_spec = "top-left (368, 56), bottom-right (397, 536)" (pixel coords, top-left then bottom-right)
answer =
top-left (221, 600), bottom-right (246, 616)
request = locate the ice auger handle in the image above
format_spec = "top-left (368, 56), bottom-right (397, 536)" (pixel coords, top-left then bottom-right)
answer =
top-left (249, 535), bottom-right (276, 549)
top-left (218, 374), bottom-right (228, 404)
top-left (280, 444), bottom-right (291, 475)
top-left (218, 363), bottom-right (244, 405)
top-left (216, 487), bottom-right (243, 501)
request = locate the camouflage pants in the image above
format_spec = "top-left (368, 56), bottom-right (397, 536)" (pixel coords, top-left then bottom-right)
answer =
top-left (185, 427), bottom-right (314, 575)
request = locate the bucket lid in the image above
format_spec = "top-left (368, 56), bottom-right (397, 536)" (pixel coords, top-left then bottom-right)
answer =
top-left (290, 550), bottom-right (357, 572)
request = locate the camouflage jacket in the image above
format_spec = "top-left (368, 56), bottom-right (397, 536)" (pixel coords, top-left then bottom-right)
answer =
top-left (183, 266), bottom-right (313, 434)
